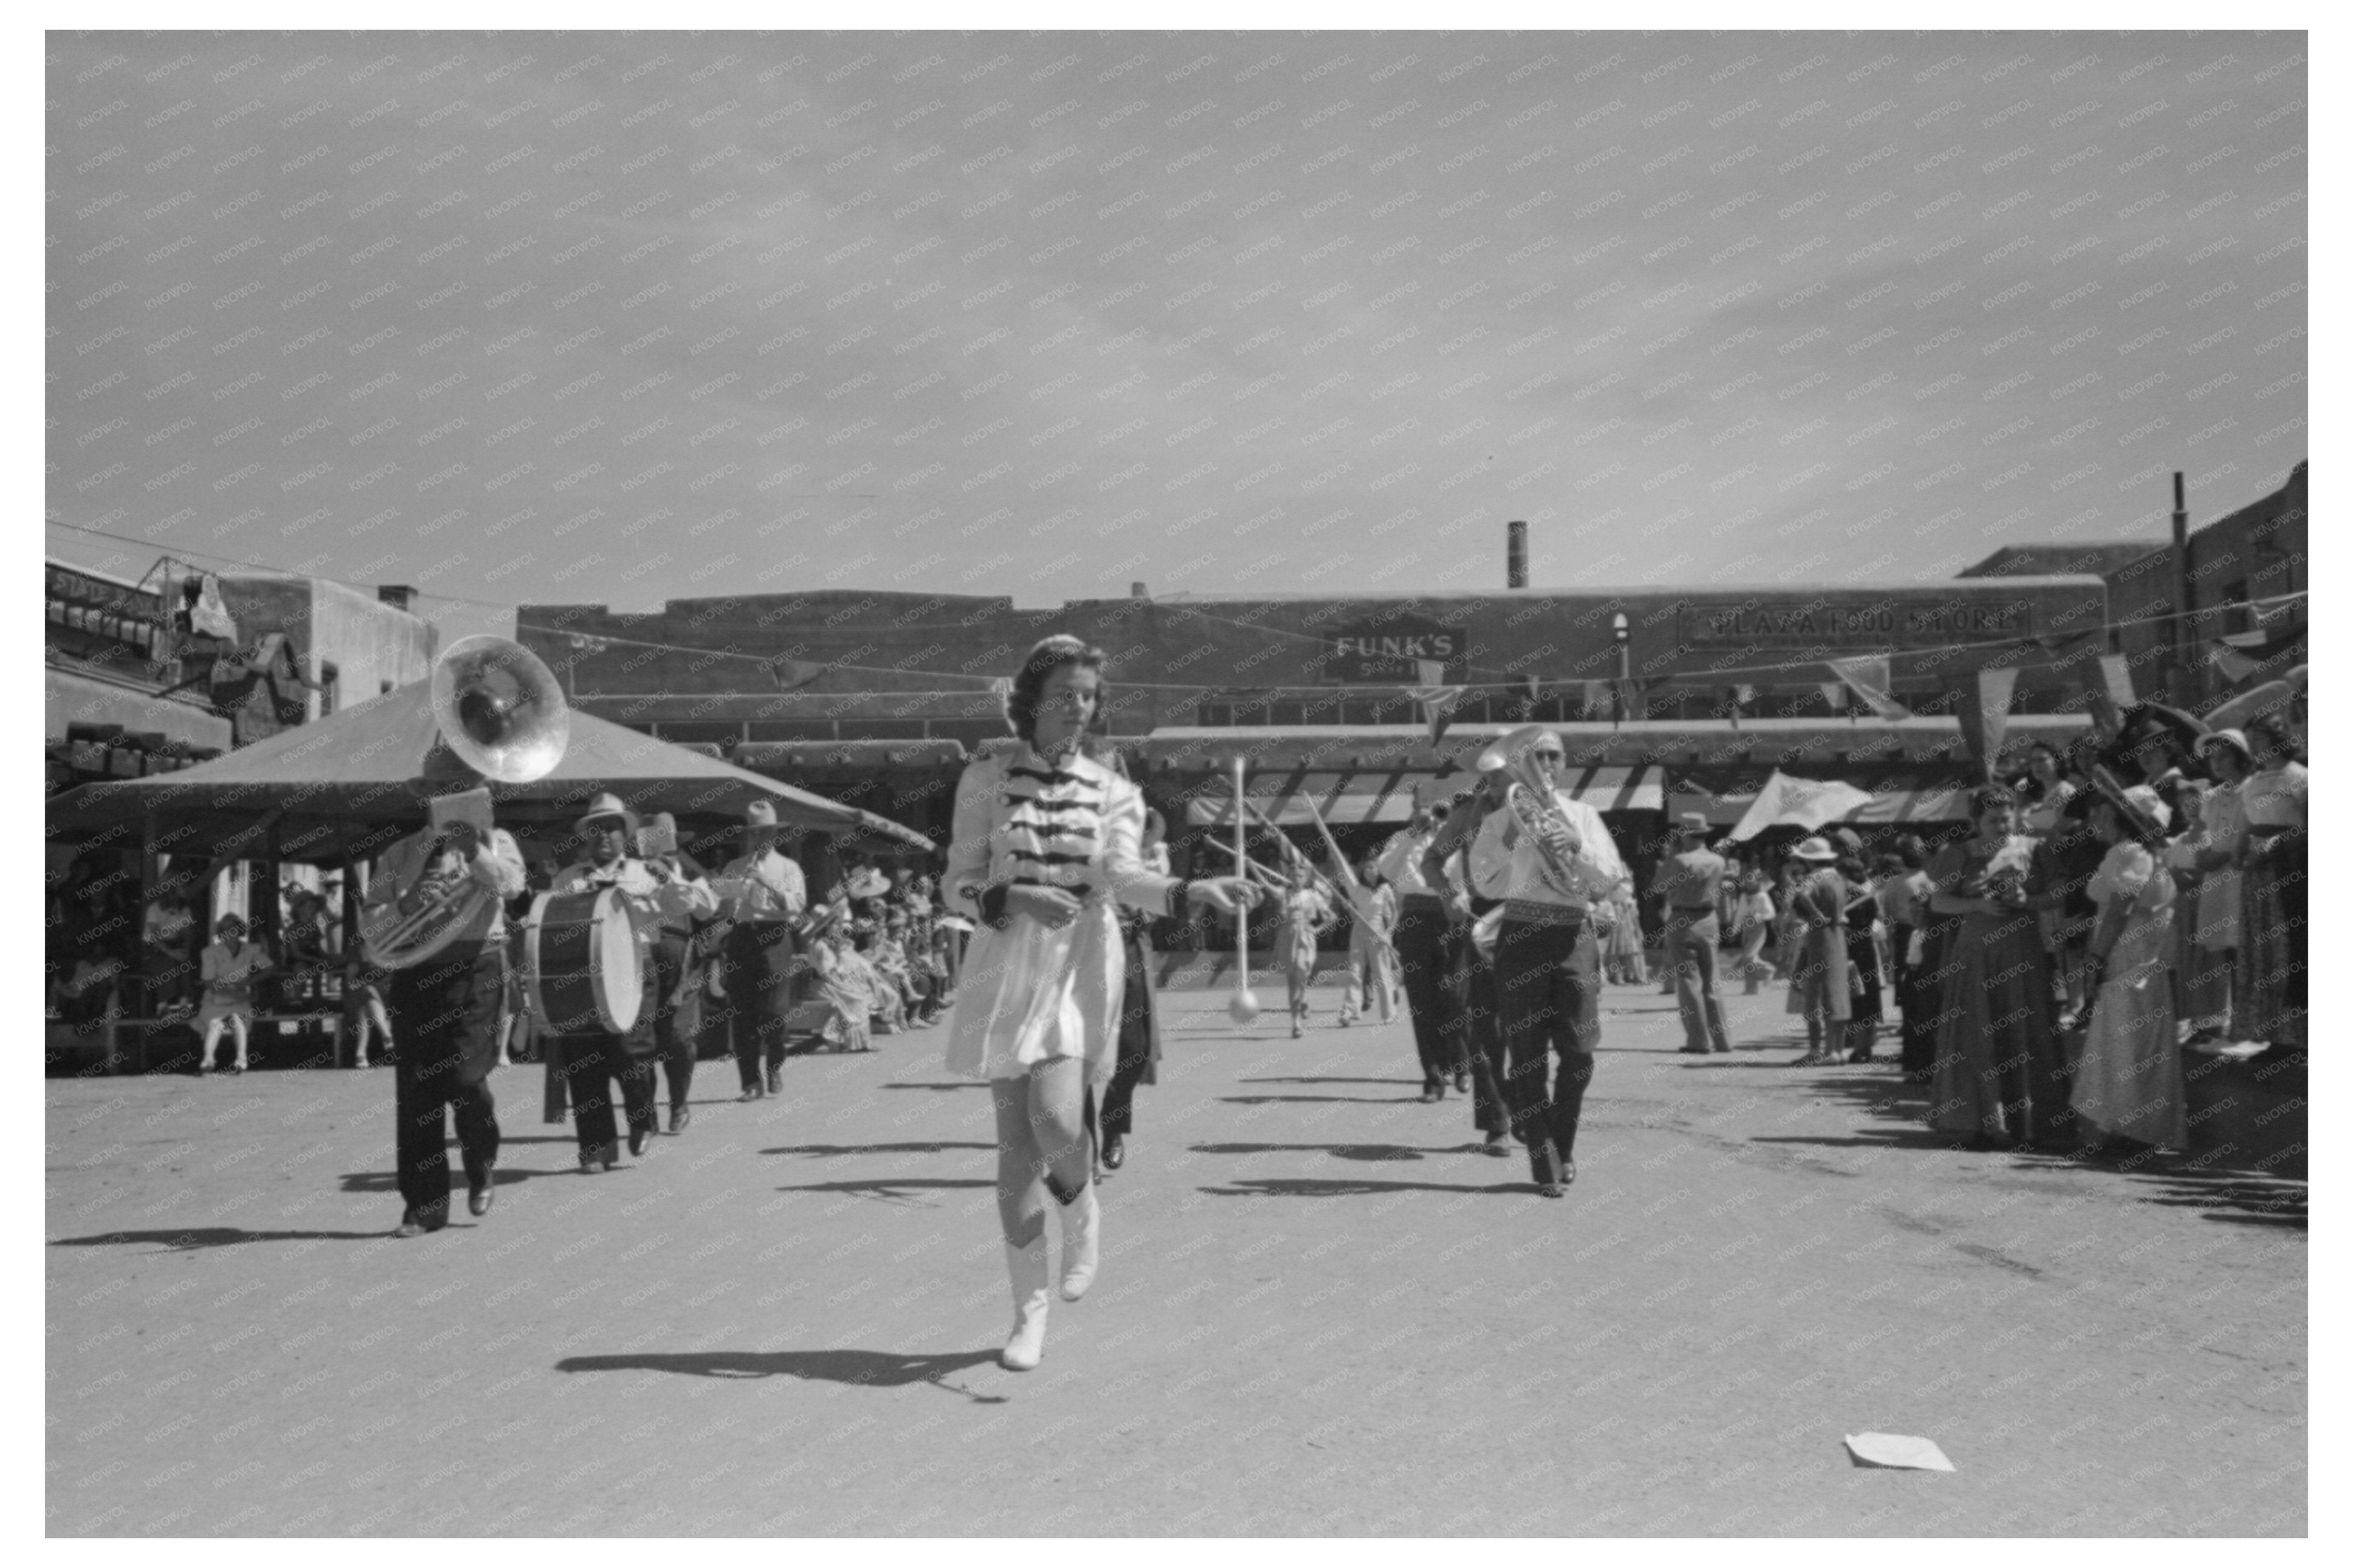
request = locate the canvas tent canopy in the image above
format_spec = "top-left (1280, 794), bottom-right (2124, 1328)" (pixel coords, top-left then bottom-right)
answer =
top-left (44, 678), bottom-right (932, 867)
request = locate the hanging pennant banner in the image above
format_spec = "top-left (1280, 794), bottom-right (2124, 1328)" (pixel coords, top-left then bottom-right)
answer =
top-left (1405, 659), bottom-right (1461, 744)
top-left (2107, 656), bottom-right (2135, 704)
top-left (1955, 667), bottom-right (2020, 782)
top-left (1827, 655), bottom-right (1912, 720)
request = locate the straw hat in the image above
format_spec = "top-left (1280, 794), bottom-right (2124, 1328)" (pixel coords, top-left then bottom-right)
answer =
top-left (574, 791), bottom-right (637, 836)
top-left (1791, 837), bottom-right (1838, 862)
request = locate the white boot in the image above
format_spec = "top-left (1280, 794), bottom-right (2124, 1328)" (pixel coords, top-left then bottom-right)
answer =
top-left (1056, 1183), bottom-right (1100, 1302)
top-left (1001, 1236), bottom-right (1051, 1371)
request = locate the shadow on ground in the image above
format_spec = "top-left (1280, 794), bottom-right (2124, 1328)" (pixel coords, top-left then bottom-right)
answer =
top-left (762, 1141), bottom-right (995, 1157)
top-left (49, 1226), bottom-right (386, 1248)
top-left (1189, 1141), bottom-right (1464, 1161)
top-left (556, 1347), bottom-right (1006, 1401)
top-left (1198, 1176), bottom-right (1532, 1198)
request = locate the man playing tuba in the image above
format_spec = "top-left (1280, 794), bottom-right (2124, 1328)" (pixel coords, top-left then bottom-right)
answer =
top-left (1450, 727), bottom-right (1629, 1198)
top-left (362, 746), bottom-right (527, 1237)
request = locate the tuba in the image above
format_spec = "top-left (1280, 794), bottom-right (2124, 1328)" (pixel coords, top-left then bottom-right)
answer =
top-left (1475, 724), bottom-right (1586, 902)
top-left (360, 636), bottom-right (569, 969)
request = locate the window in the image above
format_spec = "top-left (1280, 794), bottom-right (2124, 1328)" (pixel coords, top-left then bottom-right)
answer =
top-left (319, 662), bottom-right (339, 717)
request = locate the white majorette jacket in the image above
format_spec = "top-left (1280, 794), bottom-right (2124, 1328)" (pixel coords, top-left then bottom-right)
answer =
top-left (942, 746), bottom-right (1187, 1083)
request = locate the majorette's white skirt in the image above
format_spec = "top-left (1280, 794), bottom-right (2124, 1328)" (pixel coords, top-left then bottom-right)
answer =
top-left (945, 903), bottom-right (1128, 1084)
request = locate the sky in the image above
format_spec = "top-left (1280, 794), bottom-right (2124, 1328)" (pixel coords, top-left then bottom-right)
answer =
top-left (46, 29), bottom-right (2307, 636)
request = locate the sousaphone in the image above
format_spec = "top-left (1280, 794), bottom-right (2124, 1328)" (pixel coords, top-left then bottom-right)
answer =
top-left (360, 636), bottom-right (570, 969)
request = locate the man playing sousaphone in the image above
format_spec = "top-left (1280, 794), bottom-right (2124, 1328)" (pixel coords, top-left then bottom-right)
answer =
top-left (362, 746), bottom-right (527, 1237)
top-left (550, 794), bottom-right (718, 1167)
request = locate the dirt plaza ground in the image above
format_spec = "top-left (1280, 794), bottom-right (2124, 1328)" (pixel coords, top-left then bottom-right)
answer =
top-left (47, 970), bottom-right (2304, 1536)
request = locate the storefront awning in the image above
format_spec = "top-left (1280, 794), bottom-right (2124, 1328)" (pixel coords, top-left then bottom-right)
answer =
top-left (1185, 765), bottom-right (1662, 827)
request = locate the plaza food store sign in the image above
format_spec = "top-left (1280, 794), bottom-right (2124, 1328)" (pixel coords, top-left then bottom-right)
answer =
top-left (1679, 599), bottom-right (2034, 648)
top-left (1323, 617), bottom-right (1466, 680)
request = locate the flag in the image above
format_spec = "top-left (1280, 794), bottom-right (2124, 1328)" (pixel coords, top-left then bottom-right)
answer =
top-left (768, 658), bottom-right (827, 692)
top-left (1581, 680), bottom-right (1611, 720)
top-left (987, 675), bottom-right (1013, 698)
top-left (1821, 682), bottom-right (1847, 713)
top-left (1521, 673), bottom-right (1540, 703)
top-left (1954, 667), bottom-right (2020, 783)
top-left (1724, 771), bottom-right (1877, 843)
top-left (2208, 642), bottom-right (2264, 686)
top-left (1614, 678), bottom-right (1645, 722)
top-left (1405, 659), bottom-right (1461, 745)
top-left (1827, 655), bottom-right (1910, 720)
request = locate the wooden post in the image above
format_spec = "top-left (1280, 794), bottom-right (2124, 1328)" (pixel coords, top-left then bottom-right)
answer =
top-left (339, 855), bottom-right (362, 1068)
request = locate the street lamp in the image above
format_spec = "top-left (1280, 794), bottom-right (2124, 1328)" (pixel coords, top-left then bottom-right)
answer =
top-left (1611, 612), bottom-right (1630, 731)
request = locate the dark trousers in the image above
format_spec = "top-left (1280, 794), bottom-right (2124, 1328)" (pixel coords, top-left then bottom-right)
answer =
top-left (1893, 924), bottom-right (1938, 1076)
top-left (1394, 902), bottom-right (1469, 1092)
top-left (1665, 912), bottom-right (1732, 1053)
top-left (1088, 935), bottom-right (1158, 1144)
top-left (725, 923), bottom-right (796, 1088)
top-left (1462, 934), bottom-right (1513, 1136)
top-left (387, 941), bottom-right (504, 1217)
top-left (1495, 916), bottom-right (1602, 1160)
top-left (563, 1032), bottom-right (656, 1160)
top-left (650, 932), bottom-right (699, 1112)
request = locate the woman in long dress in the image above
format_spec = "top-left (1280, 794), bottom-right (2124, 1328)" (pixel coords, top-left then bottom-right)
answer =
top-left (1272, 864), bottom-right (1338, 1038)
top-left (2072, 787), bottom-right (2188, 1156)
top-left (2191, 731), bottom-right (2251, 1043)
top-left (1838, 854), bottom-right (1884, 1064)
top-left (942, 636), bottom-right (1255, 1371)
top-left (2234, 716), bottom-right (2307, 1058)
top-left (1336, 857), bottom-right (1400, 1027)
top-left (1926, 786), bottom-right (2072, 1150)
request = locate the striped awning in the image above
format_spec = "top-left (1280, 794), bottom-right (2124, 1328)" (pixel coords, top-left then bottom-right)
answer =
top-left (1185, 765), bottom-right (1661, 827)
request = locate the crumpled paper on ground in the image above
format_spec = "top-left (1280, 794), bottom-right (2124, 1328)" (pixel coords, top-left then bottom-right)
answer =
top-left (1844, 1432), bottom-right (1955, 1471)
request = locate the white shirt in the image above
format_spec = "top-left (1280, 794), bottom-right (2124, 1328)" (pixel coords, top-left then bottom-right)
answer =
top-left (553, 856), bottom-right (718, 948)
top-left (1374, 824), bottom-right (1444, 898)
top-left (715, 846), bottom-right (808, 923)
top-left (1495, 789), bottom-right (1630, 910)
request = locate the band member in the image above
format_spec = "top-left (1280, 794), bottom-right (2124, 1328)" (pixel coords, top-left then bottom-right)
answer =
top-left (1085, 808), bottom-right (1172, 1176)
top-left (362, 755), bottom-right (526, 1236)
top-left (1653, 813), bottom-right (1734, 1054)
top-left (943, 635), bottom-right (1255, 1370)
top-left (641, 812), bottom-right (716, 1132)
top-left (1335, 856), bottom-right (1400, 1028)
top-left (550, 794), bottom-right (717, 1169)
top-left (1272, 862), bottom-right (1338, 1038)
top-left (714, 799), bottom-right (809, 1101)
top-left (1421, 766), bottom-right (1520, 1151)
top-left (1377, 787), bottom-right (1469, 1102)
top-left (1460, 729), bottom-right (1629, 1197)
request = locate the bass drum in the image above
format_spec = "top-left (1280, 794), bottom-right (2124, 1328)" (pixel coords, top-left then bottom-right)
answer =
top-left (524, 887), bottom-right (643, 1036)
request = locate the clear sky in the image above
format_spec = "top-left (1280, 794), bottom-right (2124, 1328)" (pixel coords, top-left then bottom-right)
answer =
top-left (47, 30), bottom-right (2306, 636)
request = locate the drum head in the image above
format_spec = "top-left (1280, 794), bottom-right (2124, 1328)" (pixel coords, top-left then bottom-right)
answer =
top-left (591, 887), bottom-right (643, 1033)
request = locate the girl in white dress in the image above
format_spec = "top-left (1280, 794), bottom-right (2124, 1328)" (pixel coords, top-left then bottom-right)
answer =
top-left (2072, 786), bottom-right (2188, 1154)
top-left (942, 636), bottom-right (1256, 1370)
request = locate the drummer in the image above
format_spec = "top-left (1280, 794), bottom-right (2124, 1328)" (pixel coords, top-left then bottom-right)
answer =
top-left (713, 799), bottom-right (810, 1103)
top-left (548, 793), bottom-right (716, 1171)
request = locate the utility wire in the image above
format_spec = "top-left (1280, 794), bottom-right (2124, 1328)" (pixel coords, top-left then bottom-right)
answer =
top-left (45, 516), bottom-right (2304, 695)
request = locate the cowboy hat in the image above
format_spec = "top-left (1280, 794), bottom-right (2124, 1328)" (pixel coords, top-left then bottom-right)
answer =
top-left (846, 868), bottom-right (891, 900)
top-left (574, 792), bottom-right (637, 836)
top-left (1675, 811), bottom-right (1710, 837)
top-left (744, 799), bottom-right (780, 828)
top-left (1791, 836), bottom-right (1839, 862)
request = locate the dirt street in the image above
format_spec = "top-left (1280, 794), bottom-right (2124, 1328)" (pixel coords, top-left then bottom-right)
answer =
top-left (46, 972), bottom-right (2305, 1535)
